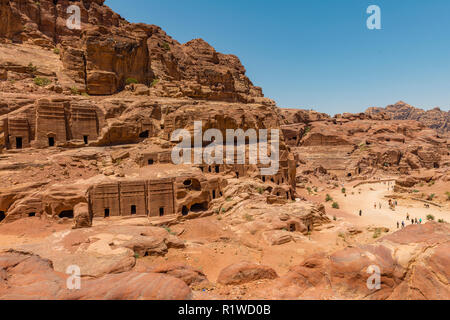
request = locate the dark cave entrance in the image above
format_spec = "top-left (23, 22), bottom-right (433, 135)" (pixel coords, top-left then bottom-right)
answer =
top-left (16, 137), bottom-right (23, 149)
top-left (59, 210), bottom-right (74, 219)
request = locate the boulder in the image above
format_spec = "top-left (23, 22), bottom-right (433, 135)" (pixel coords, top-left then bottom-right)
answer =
top-left (217, 262), bottom-right (278, 285)
top-left (73, 203), bottom-right (91, 229)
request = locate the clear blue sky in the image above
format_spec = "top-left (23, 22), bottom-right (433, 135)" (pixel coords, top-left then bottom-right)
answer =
top-left (106, 0), bottom-right (450, 114)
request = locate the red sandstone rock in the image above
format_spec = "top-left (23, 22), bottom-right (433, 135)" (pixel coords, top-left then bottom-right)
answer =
top-left (0, 251), bottom-right (192, 300)
top-left (217, 262), bottom-right (278, 285)
top-left (264, 222), bottom-right (450, 300)
top-left (146, 263), bottom-right (209, 286)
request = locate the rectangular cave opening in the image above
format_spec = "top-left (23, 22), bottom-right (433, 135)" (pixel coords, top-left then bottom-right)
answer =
top-left (48, 137), bottom-right (55, 147)
top-left (83, 135), bottom-right (89, 144)
top-left (131, 205), bottom-right (137, 215)
top-left (159, 207), bottom-right (165, 216)
top-left (104, 208), bottom-right (110, 218)
top-left (15, 137), bottom-right (23, 149)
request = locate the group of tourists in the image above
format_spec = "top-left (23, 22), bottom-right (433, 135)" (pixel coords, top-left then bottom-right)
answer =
top-left (398, 214), bottom-right (422, 229)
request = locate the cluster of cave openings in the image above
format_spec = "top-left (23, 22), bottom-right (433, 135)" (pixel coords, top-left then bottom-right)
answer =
top-left (59, 210), bottom-right (74, 219)
top-left (0, 211), bottom-right (5, 222)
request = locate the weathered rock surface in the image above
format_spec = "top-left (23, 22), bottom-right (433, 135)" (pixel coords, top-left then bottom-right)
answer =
top-left (263, 222), bottom-right (450, 300)
top-left (218, 262), bottom-right (278, 285)
top-left (0, 251), bottom-right (192, 300)
top-left (0, 0), bottom-right (266, 101)
top-left (8, 223), bottom-right (185, 277)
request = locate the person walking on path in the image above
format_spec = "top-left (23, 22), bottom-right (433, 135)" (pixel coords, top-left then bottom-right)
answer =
top-left (407, 213), bottom-right (410, 221)
top-left (402, 221), bottom-right (405, 228)
top-left (359, 210), bottom-right (362, 217)
top-left (397, 222), bottom-right (400, 229)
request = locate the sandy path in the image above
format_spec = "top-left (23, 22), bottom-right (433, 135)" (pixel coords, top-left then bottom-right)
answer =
top-left (331, 181), bottom-right (448, 231)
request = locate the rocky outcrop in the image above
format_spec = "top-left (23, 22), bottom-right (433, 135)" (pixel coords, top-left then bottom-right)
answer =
top-left (264, 222), bottom-right (450, 300)
top-left (0, 0), bottom-right (266, 101)
top-left (285, 114), bottom-right (448, 176)
top-left (0, 251), bottom-right (192, 300)
top-left (217, 262), bottom-right (278, 285)
top-left (73, 203), bottom-right (91, 229)
top-left (367, 101), bottom-right (449, 133)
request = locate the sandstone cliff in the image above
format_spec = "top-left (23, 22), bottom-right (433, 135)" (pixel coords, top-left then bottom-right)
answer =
top-left (0, 0), bottom-right (266, 102)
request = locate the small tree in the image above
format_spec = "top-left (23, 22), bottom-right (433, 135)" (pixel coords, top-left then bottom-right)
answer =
top-left (426, 214), bottom-right (435, 221)
top-left (332, 202), bottom-right (340, 209)
top-left (326, 194), bottom-right (333, 202)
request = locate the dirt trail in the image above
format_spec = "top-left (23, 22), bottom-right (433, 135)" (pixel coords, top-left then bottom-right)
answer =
top-left (331, 181), bottom-right (448, 231)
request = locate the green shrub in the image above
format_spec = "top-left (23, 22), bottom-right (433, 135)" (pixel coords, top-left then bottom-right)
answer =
top-left (33, 77), bottom-right (51, 87)
top-left (427, 193), bottom-right (436, 201)
top-left (426, 214), bottom-right (435, 221)
top-left (341, 188), bottom-right (346, 194)
top-left (332, 202), bottom-right (340, 209)
top-left (244, 214), bottom-right (254, 222)
top-left (164, 227), bottom-right (176, 236)
top-left (150, 78), bottom-right (160, 87)
top-left (373, 228), bottom-right (382, 239)
top-left (446, 192), bottom-right (450, 201)
top-left (438, 219), bottom-right (446, 223)
top-left (28, 62), bottom-right (37, 73)
top-left (125, 77), bottom-right (138, 85)
top-left (257, 187), bottom-right (264, 195)
top-left (326, 194), bottom-right (333, 202)
top-left (162, 42), bottom-right (170, 51)
top-left (302, 126), bottom-right (311, 137)
top-left (70, 86), bottom-right (79, 95)
top-left (53, 48), bottom-right (60, 55)
top-left (333, 215), bottom-right (337, 221)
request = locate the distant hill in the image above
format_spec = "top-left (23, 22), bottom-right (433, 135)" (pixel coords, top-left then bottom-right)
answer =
top-left (366, 101), bottom-right (449, 133)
